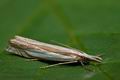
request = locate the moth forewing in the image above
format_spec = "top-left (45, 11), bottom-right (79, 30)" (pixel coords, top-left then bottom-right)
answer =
top-left (6, 36), bottom-right (102, 67)
top-left (13, 36), bottom-right (81, 54)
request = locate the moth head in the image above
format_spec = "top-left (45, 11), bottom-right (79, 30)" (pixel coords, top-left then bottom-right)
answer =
top-left (79, 54), bottom-right (103, 63)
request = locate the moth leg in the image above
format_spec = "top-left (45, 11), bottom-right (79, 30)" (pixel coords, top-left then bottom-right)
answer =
top-left (80, 61), bottom-right (94, 72)
top-left (15, 49), bottom-right (39, 61)
top-left (25, 58), bottom-right (39, 61)
top-left (40, 61), bottom-right (78, 69)
top-left (80, 61), bottom-right (85, 66)
top-left (31, 58), bottom-right (39, 61)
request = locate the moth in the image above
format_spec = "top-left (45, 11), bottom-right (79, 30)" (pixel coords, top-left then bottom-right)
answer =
top-left (6, 36), bottom-right (102, 68)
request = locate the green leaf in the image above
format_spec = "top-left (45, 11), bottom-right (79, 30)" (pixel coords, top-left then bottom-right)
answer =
top-left (0, 0), bottom-right (120, 80)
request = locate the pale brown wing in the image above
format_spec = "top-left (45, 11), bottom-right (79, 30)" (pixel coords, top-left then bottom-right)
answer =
top-left (10, 36), bottom-right (81, 57)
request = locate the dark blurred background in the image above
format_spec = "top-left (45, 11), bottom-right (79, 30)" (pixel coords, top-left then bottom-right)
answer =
top-left (0, 0), bottom-right (120, 80)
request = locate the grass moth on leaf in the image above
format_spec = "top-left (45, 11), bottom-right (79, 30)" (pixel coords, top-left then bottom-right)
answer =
top-left (6, 36), bottom-right (102, 68)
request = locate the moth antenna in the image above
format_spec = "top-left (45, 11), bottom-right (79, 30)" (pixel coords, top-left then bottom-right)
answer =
top-left (50, 40), bottom-right (82, 52)
top-left (50, 40), bottom-right (72, 48)
top-left (40, 61), bottom-right (78, 69)
top-left (96, 54), bottom-right (104, 57)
